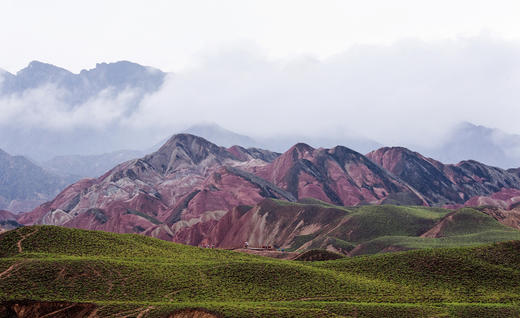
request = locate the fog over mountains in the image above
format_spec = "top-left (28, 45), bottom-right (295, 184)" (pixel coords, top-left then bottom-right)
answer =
top-left (0, 60), bottom-right (166, 160)
top-left (0, 148), bottom-right (75, 212)
top-left (421, 122), bottom-right (520, 169)
top-left (1, 58), bottom-right (520, 169)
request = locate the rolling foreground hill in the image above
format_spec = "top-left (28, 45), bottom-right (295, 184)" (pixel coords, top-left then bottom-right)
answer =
top-left (0, 226), bottom-right (519, 317)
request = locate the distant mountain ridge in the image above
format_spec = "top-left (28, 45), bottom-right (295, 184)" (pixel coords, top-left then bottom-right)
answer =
top-left (0, 148), bottom-right (76, 213)
top-left (253, 143), bottom-right (424, 206)
top-left (420, 122), bottom-right (520, 169)
top-left (42, 149), bottom-right (146, 179)
top-left (0, 60), bottom-right (165, 104)
top-left (0, 60), bottom-right (167, 161)
top-left (183, 123), bottom-right (259, 148)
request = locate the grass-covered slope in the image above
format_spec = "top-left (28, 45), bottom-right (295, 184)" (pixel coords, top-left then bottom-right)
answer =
top-left (250, 200), bottom-right (520, 255)
top-left (0, 226), bottom-right (519, 317)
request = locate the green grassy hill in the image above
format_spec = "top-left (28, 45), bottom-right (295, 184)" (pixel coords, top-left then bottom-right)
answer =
top-left (1, 226), bottom-right (519, 317)
top-left (265, 200), bottom-right (520, 255)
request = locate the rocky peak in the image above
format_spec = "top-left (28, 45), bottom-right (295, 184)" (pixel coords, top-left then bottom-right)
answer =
top-left (367, 146), bottom-right (417, 160)
top-left (14, 61), bottom-right (73, 89)
top-left (327, 145), bottom-right (368, 164)
top-left (19, 60), bottom-right (71, 74)
top-left (79, 61), bottom-right (165, 91)
top-left (144, 134), bottom-right (235, 174)
top-left (366, 146), bottom-right (436, 174)
top-left (286, 143), bottom-right (315, 161)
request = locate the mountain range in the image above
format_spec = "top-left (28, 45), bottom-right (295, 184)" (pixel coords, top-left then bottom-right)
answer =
top-left (0, 149), bottom-right (75, 213)
top-left (2, 60), bottom-right (520, 256)
top-left (7, 133), bottom-right (520, 252)
top-left (420, 122), bottom-right (520, 169)
top-left (0, 60), bottom-right (165, 104)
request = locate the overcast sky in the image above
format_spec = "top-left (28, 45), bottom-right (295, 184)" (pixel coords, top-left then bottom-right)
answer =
top-left (1, 1), bottom-right (520, 151)
top-left (2, 0), bottom-right (520, 73)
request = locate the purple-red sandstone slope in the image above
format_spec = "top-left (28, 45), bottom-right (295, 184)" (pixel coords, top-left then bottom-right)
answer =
top-left (366, 147), bottom-right (520, 206)
top-left (253, 143), bottom-right (425, 206)
top-left (18, 134), bottom-right (288, 237)
top-left (16, 136), bottom-right (520, 246)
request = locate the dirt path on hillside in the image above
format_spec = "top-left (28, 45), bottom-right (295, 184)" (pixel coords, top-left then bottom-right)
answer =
top-left (17, 228), bottom-right (39, 253)
top-left (0, 262), bottom-right (22, 279)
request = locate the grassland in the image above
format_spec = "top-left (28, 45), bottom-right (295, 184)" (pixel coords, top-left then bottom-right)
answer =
top-left (1, 226), bottom-right (519, 317)
top-left (271, 200), bottom-right (520, 255)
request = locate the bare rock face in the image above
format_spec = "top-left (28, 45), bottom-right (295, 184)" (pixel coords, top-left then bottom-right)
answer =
top-left (479, 206), bottom-right (520, 230)
top-left (144, 134), bottom-right (236, 174)
top-left (19, 134), bottom-right (288, 241)
top-left (179, 198), bottom-right (351, 250)
top-left (464, 188), bottom-right (520, 210)
top-left (253, 144), bottom-right (424, 206)
top-left (366, 147), bottom-right (520, 206)
top-left (145, 166), bottom-right (296, 243)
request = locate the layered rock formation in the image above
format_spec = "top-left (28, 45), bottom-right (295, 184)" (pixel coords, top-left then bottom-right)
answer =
top-left (19, 134), bottom-right (288, 238)
top-left (366, 147), bottom-right (520, 206)
top-left (253, 143), bottom-right (425, 206)
top-left (16, 136), bottom-right (520, 249)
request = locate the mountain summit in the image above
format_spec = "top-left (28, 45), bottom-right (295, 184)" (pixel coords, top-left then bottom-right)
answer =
top-left (2, 60), bottom-right (165, 100)
top-left (144, 134), bottom-right (236, 174)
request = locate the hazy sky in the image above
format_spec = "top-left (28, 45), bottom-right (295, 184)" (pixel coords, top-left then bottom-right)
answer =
top-left (2, 1), bottom-right (520, 73)
top-left (2, 1), bottom-right (520, 153)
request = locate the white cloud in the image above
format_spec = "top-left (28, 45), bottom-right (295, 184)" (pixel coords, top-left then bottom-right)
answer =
top-left (2, 35), bottom-right (520, 154)
top-left (126, 35), bottom-right (520, 147)
top-left (0, 85), bottom-right (139, 131)
top-left (3, 1), bottom-right (520, 73)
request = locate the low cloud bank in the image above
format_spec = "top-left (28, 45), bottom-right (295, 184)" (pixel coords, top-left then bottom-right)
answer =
top-left (1, 35), bottom-right (520, 159)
